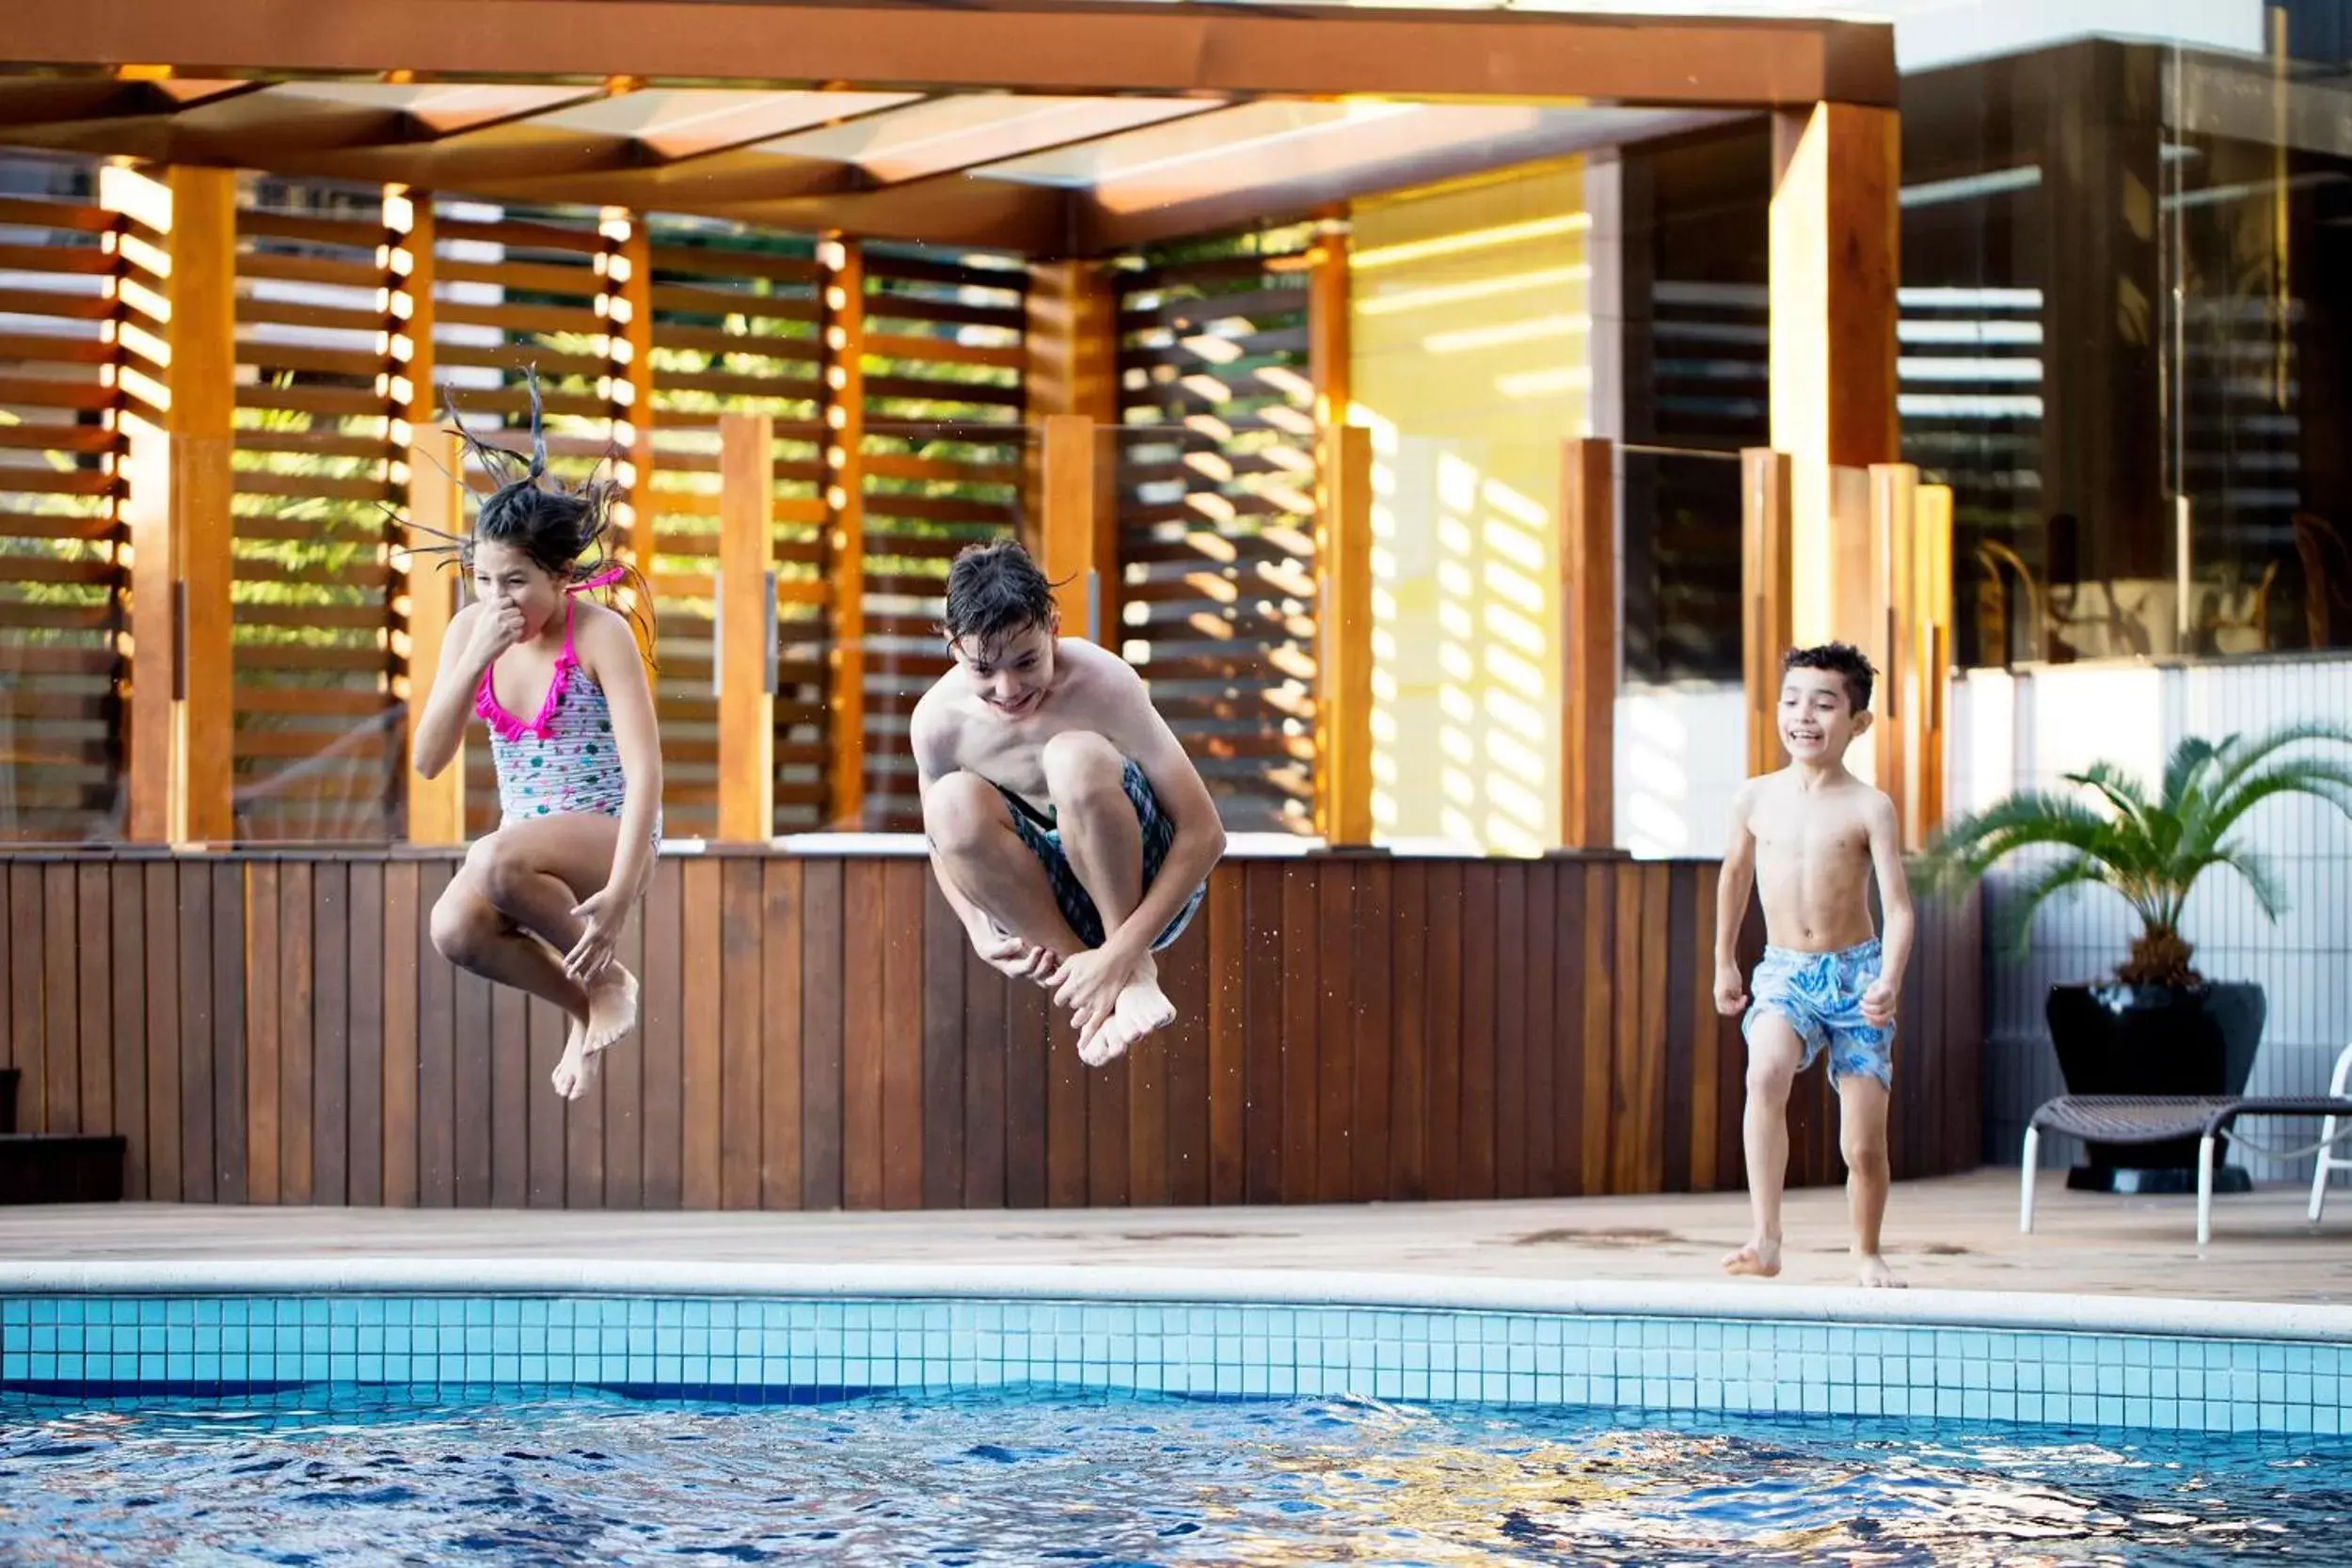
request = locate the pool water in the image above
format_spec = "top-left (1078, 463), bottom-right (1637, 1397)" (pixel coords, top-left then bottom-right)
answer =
top-left (1, 1386), bottom-right (2342, 1565)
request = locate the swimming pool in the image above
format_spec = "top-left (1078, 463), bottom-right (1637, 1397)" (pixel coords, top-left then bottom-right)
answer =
top-left (3, 1263), bottom-right (2346, 1562)
top-left (7, 1385), bottom-right (2345, 1563)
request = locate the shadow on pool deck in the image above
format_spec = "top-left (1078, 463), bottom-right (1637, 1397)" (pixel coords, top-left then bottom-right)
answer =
top-left (0, 1169), bottom-right (2344, 1305)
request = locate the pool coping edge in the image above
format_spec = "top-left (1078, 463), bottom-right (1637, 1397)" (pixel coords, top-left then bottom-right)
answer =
top-left (1, 1261), bottom-right (2345, 1343)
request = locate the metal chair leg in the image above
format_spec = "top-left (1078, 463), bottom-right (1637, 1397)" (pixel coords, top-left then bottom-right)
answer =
top-left (2312, 1113), bottom-right (2339, 1225)
top-left (2020, 1125), bottom-right (2041, 1233)
top-left (2198, 1132), bottom-right (2217, 1247)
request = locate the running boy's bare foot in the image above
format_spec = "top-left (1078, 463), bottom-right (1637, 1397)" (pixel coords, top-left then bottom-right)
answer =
top-left (1857, 1253), bottom-right (1906, 1289)
top-left (1076, 967), bottom-right (1177, 1067)
top-left (550, 1016), bottom-right (600, 1101)
top-left (581, 961), bottom-right (639, 1055)
top-left (1721, 1237), bottom-right (1783, 1278)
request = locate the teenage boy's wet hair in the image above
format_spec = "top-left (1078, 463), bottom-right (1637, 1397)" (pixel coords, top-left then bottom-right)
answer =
top-left (942, 540), bottom-right (1057, 650)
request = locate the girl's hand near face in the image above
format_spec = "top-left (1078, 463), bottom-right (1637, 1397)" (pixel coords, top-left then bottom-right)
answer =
top-left (467, 595), bottom-right (527, 669)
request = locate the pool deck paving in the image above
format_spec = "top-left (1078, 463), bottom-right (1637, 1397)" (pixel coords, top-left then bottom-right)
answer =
top-left (1, 1169), bottom-right (2346, 1306)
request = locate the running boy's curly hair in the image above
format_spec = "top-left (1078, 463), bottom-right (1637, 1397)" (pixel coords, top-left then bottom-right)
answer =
top-left (1782, 642), bottom-right (1876, 714)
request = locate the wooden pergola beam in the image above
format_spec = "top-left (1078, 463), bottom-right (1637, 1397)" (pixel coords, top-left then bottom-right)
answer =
top-left (1078, 108), bottom-right (1733, 255)
top-left (12, 1), bottom-right (1898, 110)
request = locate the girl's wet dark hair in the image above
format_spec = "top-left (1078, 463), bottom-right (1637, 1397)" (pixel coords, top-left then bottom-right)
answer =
top-left (451, 372), bottom-right (616, 583)
top-left (406, 370), bottom-right (658, 666)
top-left (941, 539), bottom-right (1058, 649)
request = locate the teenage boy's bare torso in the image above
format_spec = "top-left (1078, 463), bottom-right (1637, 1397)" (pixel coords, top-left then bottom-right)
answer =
top-left (1743, 768), bottom-right (1885, 951)
top-left (915, 638), bottom-right (1155, 812)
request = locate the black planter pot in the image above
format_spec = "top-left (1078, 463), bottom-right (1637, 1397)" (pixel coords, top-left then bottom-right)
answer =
top-left (2045, 981), bottom-right (2265, 1194)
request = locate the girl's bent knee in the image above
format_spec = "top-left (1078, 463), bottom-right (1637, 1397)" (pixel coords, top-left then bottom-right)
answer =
top-left (429, 892), bottom-right (498, 966)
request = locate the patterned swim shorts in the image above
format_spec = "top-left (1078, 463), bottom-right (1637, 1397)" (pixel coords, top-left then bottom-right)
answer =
top-left (1741, 937), bottom-right (1894, 1087)
top-left (995, 758), bottom-right (1207, 953)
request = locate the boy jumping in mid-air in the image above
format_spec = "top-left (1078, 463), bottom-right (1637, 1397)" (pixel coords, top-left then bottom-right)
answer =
top-left (914, 541), bottom-right (1227, 1067)
top-left (1715, 642), bottom-right (1915, 1289)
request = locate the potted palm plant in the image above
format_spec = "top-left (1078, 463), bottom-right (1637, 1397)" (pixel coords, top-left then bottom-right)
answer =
top-left (1921, 721), bottom-right (2352, 1194)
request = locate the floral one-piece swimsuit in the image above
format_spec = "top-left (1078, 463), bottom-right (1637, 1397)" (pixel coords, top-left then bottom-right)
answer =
top-left (476, 594), bottom-right (659, 844)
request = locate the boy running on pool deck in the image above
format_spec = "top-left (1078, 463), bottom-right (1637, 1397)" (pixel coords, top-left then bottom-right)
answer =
top-left (1715, 642), bottom-right (1915, 1289)
top-left (914, 540), bottom-right (1227, 1067)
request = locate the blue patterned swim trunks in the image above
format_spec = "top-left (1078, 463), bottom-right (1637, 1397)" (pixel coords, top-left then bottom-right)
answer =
top-left (1742, 937), bottom-right (1894, 1086)
top-left (994, 758), bottom-right (1207, 953)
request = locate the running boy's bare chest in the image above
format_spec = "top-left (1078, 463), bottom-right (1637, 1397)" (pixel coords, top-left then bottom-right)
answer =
top-left (1749, 795), bottom-right (1870, 870)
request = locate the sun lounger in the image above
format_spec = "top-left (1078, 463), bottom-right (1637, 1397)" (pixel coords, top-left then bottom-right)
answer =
top-left (2021, 1042), bottom-right (2352, 1245)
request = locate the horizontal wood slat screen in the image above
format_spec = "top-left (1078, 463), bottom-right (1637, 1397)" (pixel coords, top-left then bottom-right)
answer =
top-left (643, 224), bottom-right (830, 834)
top-left (232, 184), bottom-right (405, 842)
top-left (0, 848), bottom-right (1982, 1207)
top-left (856, 248), bottom-right (1027, 832)
top-left (0, 182), bottom-right (131, 842)
top-left (1117, 230), bottom-right (1321, 834)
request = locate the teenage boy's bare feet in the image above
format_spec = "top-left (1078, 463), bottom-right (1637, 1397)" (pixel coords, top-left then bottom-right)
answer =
top-left (1075, 965), bottom-right (1177, 1067)
top-left (1721, 1237), bottom-right (1783, 1278)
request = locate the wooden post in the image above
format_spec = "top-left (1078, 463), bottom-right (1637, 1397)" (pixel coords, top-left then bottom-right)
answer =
top-left (1307, 229), bottom-right (1369, 846)
top-left (1315, 422), bottom-right (1375, 847)
top-left (106, 163), bottom-right (236, 846)
top-left (715, 412), bottom-right (777, 842)
top-left (1740, 448), bottom-right (1794, 779)
top-left (1559, 436), bottom-right (1616, 850)
top-left (1039, 414), bottom-right (1114, 646)
top-left (389, 187), bottom-right (468, 846)
top-left (1911, 482), bottom-right (1954, 847)
top-left (820, 234), bottom-right (866, 831)
top-left (403, 428), bottom-right (468, 844)
top-left (1769, 103), bottom-right (1899, 650)
top-left (1023, 259), bottom-right (1120, 572)
top-left (1869, 462), bottom-right (1915, 819)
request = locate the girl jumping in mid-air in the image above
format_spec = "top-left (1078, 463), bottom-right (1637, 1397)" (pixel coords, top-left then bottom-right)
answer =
top-left (410, 376), bottom-right (662, 1101)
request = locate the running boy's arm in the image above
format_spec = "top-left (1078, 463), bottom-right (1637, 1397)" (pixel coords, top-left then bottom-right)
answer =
top-left (1860, 790), bottom-right (1912, 1027)
top-left (1102, 658), bottom-right (1226, 958)
top-left (1713, 781), bottom-right (1758, 1015)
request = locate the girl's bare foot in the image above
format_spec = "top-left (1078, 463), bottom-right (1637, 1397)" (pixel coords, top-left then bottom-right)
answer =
top-left (550, 1015), bottom-right (600, 1101)
top-left (1076, 966), bottom-right (1177, 1067)
top-left (1857, 1254), bottom-right (1906, 1289)
top-left (582, 962), bottom-right (639, 1055)
top-left (1721, 1238), bottom-right (1783, 1278)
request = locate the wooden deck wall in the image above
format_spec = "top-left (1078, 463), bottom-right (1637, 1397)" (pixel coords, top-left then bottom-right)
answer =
top-left (0, 849), bottom-right (1980, 1209)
